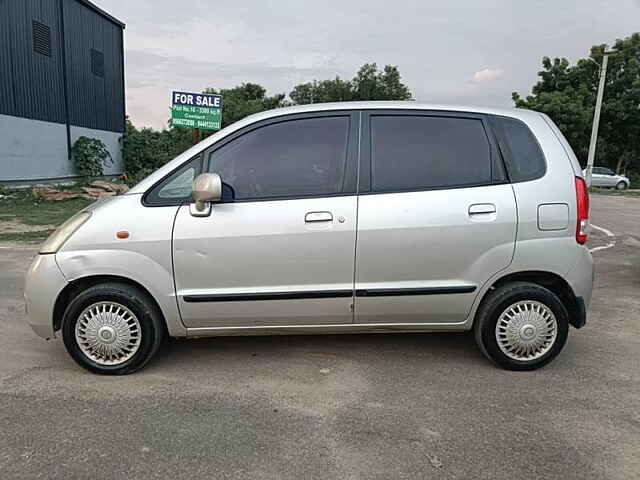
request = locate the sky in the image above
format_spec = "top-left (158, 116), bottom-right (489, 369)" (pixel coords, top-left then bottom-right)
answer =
top-left (94, 0), bottom-right (640, 130)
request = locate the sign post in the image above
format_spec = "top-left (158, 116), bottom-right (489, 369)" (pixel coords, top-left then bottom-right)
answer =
top-left (171, 91), bottom-right (223, 143)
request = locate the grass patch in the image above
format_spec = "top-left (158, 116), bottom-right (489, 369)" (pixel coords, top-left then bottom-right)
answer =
top-left (0, 189), bottom-right (93, 243)
top-left (0, 229), bottom-right (55, 243)
top-left (589, 187), bottom-right (640, 197)
top-left (0, 189), bottom-right (92, 226)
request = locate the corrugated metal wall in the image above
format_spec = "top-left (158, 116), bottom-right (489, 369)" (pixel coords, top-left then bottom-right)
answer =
top-left (0, 0), bottom-right (124, 133)
top-left (63, 0), bottom-right (124, 133)
top-left (0, 0), bottom-right (67, 124)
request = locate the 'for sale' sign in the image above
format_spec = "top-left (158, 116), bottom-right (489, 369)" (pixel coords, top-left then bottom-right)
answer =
top-left (171, 91), bottom-right (222, 130)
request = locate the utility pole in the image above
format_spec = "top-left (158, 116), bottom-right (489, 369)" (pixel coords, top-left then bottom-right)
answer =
top-left (585, 48), bottom-right (616, 186)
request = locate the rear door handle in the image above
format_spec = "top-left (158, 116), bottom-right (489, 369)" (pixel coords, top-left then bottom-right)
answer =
top-left (305, 211), bottom-right (333, 223)
top-left (468, 203), bottom-right (496, 215)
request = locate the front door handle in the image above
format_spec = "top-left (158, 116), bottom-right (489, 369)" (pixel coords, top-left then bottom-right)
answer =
top-left (468, 203), bottom-right (496, 215)
top-left (305, 211), bottom-right (333, 223)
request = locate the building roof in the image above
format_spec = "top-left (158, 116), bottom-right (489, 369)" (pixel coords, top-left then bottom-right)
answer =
top-left (76, 0), bottom-right (125, 29)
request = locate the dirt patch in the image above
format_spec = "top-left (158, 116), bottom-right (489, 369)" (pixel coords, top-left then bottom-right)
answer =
top-left (0, 220), bottom-right (57, 233)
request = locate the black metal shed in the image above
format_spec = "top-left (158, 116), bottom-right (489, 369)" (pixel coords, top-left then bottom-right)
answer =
top-left (0, 0), bottom-right (125, 182)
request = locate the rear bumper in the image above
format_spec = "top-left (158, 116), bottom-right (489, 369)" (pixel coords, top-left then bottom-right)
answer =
top-left (24, 254), bottom-right (68, 339)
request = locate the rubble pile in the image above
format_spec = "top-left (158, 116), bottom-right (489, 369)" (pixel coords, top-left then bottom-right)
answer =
top-left (32, 181), bottom-right (129, 201)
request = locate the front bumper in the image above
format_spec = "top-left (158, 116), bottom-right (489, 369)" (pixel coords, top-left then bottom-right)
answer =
top-left (24, 254), bottom-right (68, 339)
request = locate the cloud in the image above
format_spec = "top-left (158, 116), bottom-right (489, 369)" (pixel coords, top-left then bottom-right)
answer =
top-left (472, 68), bottom-right (505, 83)
top-left (124, 49), bottom-right (347, 129)
top-left (95, 0), bottom-right (640, 128)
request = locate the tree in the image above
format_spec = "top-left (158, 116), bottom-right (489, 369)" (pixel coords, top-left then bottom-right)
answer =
top-left (290, 63), bottom-right (412, 105)
top-left (289, 77), bottom-right (354, 104)
top-left (513, 33), bottom-right (640, 175)
top-left (123, 66), bottom-right (414, 183)
top-left (203, 83), bottom-right (286, 130)
top-left (121, 117), bottom-right (192, 184)
top-left (124, 83), bottom-right (286, 182)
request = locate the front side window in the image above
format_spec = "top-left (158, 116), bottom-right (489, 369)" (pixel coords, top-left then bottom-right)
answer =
top-left (144, 155), bottom-right (201, 205)
top-left (207, 116), bottom-right (350, 200)
top-left (370, 115), bottom-right (492, 192)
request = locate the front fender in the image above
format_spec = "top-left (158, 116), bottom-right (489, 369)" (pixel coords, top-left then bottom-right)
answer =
top-left (55, 194), bottom-right (185, 336)
top-left (56, 249), bottom-right (186, 336)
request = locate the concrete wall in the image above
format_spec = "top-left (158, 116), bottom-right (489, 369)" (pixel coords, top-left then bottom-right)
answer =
top-left (0, 113), bottom-right (122, 183)
top-left (71, 124), bottom-right (123, 176)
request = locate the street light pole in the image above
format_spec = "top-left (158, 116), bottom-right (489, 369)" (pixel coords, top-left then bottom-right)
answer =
top-left (585, 48), bottom-right (615, 186)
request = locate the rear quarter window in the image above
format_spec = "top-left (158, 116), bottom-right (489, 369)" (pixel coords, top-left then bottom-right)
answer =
top-left (490, 115), bottom-right (546, 182)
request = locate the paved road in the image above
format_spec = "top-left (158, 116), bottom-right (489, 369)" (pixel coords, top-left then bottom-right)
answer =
top-left (1, 195), bottom-right (638, 479)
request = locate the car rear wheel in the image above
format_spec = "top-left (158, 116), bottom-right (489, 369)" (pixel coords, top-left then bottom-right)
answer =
top-left (616, 181), bottom-right (628, 190)
top-left (61, 282), bottom-right (166, 375)
top-left (474, 282), bottom-right (569, 371)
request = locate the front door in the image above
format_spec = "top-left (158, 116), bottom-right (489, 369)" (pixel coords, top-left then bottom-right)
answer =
top-left (172, 112), bottom-right (359, 328)
top-left (591, 168), bottom-right (607, 187)
top-left (354, 111), bottom-right (517, 324)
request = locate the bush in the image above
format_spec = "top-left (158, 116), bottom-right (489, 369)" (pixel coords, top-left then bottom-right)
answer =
top-left (72, 136), bottom-right (112, 178)
top-left (626, 170), bottom-right (640, 188)
top-left (121, 118), bottom-right (192, 185)
top-left (124, 167), bottom-right (155, 187)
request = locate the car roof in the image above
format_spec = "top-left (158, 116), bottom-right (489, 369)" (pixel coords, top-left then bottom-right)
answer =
top-left (128, 101), bottom-right (542, 194)
top-left (240, 101), bottom-right (540, 123)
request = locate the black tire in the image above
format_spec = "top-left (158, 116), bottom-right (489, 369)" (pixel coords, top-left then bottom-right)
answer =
top-left (62, 282), bottom-right (166, 375)
top-left (473, 282), bottom-right (569, 371)
top-left (616, 181), bottom-right (628, 190)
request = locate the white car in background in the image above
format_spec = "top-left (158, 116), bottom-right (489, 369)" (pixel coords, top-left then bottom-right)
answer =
top-left (585, 167), bottom-right (631, 190)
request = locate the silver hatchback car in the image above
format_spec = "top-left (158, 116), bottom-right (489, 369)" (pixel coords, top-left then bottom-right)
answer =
top-left (583, 167), bottom-right (630, 190)
top-left (24, 102), bottom-right (594, 374)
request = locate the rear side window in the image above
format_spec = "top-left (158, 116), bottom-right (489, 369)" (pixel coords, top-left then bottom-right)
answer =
top-left (370, 115), bottom-right (492, 192)
top-left (490, 116), bottom-right (546, 182)
top-left (207, 116), bottom-right (349, 200)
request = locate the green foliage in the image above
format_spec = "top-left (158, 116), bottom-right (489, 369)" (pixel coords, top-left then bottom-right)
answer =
top-left (627, 170), bottom-right (640, 187)
top-left (513, 33), bottom-right (640, 175)
top-left (0, 189), bottom-right (91, 242)
top-left (72, 136), bottom-right (112, 179)
top-left (202, 83), bottom-right (287, 132)
top-left (290, 63), bottom-right (412, 104)
top-left (289, 76), bottom-right (355, 104)
top-left (121, 117), bottom-right (193, 184)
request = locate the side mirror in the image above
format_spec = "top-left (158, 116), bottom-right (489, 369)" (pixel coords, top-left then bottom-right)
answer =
top-left (190, 173), bottom-right (222, 217)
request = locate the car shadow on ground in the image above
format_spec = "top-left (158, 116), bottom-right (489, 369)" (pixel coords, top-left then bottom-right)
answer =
top-left (149, 331), bottom-right (486, 373)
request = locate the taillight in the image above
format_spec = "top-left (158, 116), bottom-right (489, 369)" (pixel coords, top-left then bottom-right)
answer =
top-left (575, 177), bottom-right (589, 244)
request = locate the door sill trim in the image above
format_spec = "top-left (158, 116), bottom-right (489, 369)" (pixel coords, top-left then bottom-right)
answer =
top-left (186, 321), bottom-right (470, 337)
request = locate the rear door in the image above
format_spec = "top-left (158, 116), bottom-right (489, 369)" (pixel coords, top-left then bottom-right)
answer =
top-left (172, 112), bottom-right (360, 328)
top-left (354, 111), bottom-right (517, 324)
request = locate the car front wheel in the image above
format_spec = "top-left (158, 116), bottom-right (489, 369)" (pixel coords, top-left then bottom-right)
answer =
top-left (474, 282), bottom-right (569, 371)
top-left (616, 181), bottom-right (628, 190)
top-left (61, 282), bottom-right (166, 375)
